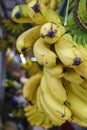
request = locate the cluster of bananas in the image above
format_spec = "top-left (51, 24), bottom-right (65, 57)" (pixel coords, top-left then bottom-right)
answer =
top-left (11, 0), bottom-right (87, 129)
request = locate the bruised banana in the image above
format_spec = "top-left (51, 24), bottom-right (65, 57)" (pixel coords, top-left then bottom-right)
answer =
top-left (40, 22), bottom-right (65, 44)
top-left (65, 81), bottom-right (87, 121)
top-left (44, 63), bottom-right (67, 79)
top-left (24, 104), bottom-right (53, 128)
top-left (40, 76), bottom-right (72, 121)
top-left (27, 0), bottom-right (47, 25)
top-left (11, 4), bottom-right (34, 24)
top-left (22, 72), bottom-right (42, 104)
top-left (43, 68), bottom-right (67, 103)
top-left (55, 33), bottom-right (87, 79)
top-left (33, 37), bottom-right (58, 67)
top-left (16, 25), bottom-right (41, 53)
top-left (63, 68), bottom-right (84, 84)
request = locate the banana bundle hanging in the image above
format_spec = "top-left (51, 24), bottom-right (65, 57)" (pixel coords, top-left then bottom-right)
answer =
top-left (11, 0), bottom-right (87, 129)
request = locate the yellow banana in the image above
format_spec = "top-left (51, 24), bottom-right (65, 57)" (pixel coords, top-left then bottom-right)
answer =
top-left (16, 25), bottom-right (41, 53)
top-left (44, 67), bottom-right (67, 103)
top-left (40, 76), bottom-right (72, 121)
top-left (27, 0), bottom-right (47, 25)
top-left (55, 33), bottom-right (87, 79)
top-left (22, 72), bottom-right (42, 104)
top-left (38, 0), bottom-right (61, 24)
top-left (44, 63), bottom-right (67, 78)
top-left (55, 33), bottom-right (83, 67)
top-left (33, 37), bottom-right (58, 67)
top-left (65, 81), bottom-right (87, 121)
top-left (11, 4), bottom-right (33, 23)
top-left (63, 68), bottom-right (84, 84)
top-left (40, 22), bottom-right (65, 44)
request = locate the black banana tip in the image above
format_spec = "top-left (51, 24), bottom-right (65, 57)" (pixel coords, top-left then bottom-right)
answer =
top-left (32, 2), bottom-right (40, 12)
top-left (47, 29), bottom-right (55, 38)
top-left (15, 11), bottom-right (22, 18)
top-left (73, 57), bottom-right (82, 66)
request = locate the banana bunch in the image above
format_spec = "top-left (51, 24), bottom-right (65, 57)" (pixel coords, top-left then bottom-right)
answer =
top-left (24, 104), bottom-right (53, 128)
top-left (11, 0), bottom-right (87, 128)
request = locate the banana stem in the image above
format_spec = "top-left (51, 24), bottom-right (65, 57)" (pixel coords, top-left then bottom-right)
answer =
top-left (64, 0), bottom-right (69, 26)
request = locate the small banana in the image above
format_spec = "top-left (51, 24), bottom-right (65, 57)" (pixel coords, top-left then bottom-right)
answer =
top-left (22, 72), bottom-right (42, 104)
top-left (11, 4), bottom-right (33, 24)
top-left (65, 81), bottom-right (87, 121)
top-left (33, 37), bottom-right (58, 67)
top-left (44, 63), bottom-right (67, 78)
top-left (40, 76), bottom-right (72, 121)
top-left (40, 22), bottom-right (65, 44)
top-left (44, 67), bottom-right (67, 103)
top-left (63, 68), bottom-right (84, 84)
top-left (16, 25), bottom-right (41, 53)
top-left (27, 0), bottom-right (47, 25)
top-left (55, 33), bottom-right (87, 79)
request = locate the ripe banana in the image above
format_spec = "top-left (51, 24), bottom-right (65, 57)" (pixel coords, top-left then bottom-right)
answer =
top-left (43, 67), bottom-right (67, 103)
top-left (16, 25), bottom-right (41, 53)
top-left (27, 0), bottom-right (47, 25)
top-left (22, 72), bottom-right (42, 104)
top-left (33, 37), bottom-right (58, 67)
top-left (55, 33), bottom-right (83, 67)
top-left (38, 0), bottom-right (61, 24)
top-left (40, 22), bottom-right (65, 44)
top-left (55, 33), bottom-right (87, 79)
top-left (44, 63), bottom-right (67, 78)
top-left (63, 68), bottom-right (84, 84)
top-left (11, 4), bottom-right (34, 24)
top-left (65, 81), bottom-right (87, 121)
top-left (40, 75), bottom-right (72, 121)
